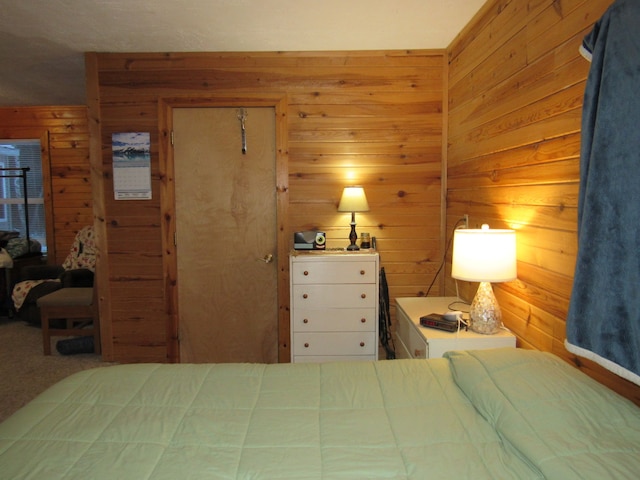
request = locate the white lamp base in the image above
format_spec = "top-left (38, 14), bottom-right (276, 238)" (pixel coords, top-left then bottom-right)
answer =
top-left (470, 281), bottom-right (502, 334)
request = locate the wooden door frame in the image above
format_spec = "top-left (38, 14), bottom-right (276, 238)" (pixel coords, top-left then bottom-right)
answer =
top-left (159, 94), bottom-right (289, 363)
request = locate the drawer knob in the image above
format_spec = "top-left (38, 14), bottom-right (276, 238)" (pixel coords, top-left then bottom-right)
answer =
top-left (360, 342), bottom-right (365, 347)
top-left (360, 318), bottom-right (366, 323)
top-left (360, 270), bottom-right (365, 275)
top-left (304, 343), bottom-right (310, 348)
top-left (303, 293), bottom-right (308, 299)
top-left (361, 293), bottom-right (366, 299)
top-left (303, 270), bottom-right (309, 276)
top-left (303, 318), bottom-right (309, 324)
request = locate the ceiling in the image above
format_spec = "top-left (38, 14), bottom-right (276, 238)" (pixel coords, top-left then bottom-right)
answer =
top-left (0, 0), bottom-right (486, 107)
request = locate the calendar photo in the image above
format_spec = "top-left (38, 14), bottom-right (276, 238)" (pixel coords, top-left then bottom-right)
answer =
top-left (112, 132), bottom-right (152, 200)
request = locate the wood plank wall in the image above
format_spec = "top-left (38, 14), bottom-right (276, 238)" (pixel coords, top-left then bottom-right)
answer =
top-left (446, 0), bottom-right (640, 404)
top-left (2, 1), bottom-right (637, 405)
top-left (0, 106), bottom-right (91, 264)
top-left (87, 50), bottom-right (445, 362)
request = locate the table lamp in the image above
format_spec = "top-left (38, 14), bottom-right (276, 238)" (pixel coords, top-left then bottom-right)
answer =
top-left (451, 224), bottom-right (517, 334)
top-left (338, 186), bottom-right (369, 250)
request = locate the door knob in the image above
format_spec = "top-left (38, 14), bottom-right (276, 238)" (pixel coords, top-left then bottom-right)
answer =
top-left (260, 253), bottom-right (274, 263)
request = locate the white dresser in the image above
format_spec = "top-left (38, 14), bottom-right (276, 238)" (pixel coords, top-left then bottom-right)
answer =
top-left (395, 296), bottom-right (516, 359)
top-left (290, 251), bottom-right (379, 363)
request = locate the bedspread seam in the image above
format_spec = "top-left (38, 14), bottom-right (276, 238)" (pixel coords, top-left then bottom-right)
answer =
top-left (146, 364), bottom-right (214, 480)
top-left (57, 363), bottom-right (165, 479)
top-left (372, 361), bottom-right (409, 479)
top-left (234, 363), bottom-right (267, 479)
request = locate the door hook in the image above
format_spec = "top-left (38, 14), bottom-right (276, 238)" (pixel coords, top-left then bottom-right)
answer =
top-left (237, 108), bottom-right (248, 155)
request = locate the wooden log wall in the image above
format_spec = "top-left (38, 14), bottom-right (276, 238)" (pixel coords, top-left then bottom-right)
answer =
top-left (0, 106), bottom-right (91, 264)
top-left (87, 50), bottom-right (446, 362)
top-left (446, 0), bottom-right (640, 404)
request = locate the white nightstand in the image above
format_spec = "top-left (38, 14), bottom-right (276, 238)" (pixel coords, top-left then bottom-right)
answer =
top-left (395, 296), bottom-right (516, 359)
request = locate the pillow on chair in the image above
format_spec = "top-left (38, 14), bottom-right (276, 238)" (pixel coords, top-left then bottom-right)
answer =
top-left (62, 226), bottom-right (96, 271)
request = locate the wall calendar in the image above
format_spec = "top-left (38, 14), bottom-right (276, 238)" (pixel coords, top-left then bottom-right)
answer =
top-left (112, 132), bottom-right (152, 200)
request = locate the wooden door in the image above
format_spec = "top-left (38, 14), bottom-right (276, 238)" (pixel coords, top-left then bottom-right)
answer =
top-left (173, 107), bottom-right (278, 363)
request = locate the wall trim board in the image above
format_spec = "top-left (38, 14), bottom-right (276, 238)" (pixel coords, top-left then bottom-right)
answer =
top-left (86, 52), bottom-right (113, 361)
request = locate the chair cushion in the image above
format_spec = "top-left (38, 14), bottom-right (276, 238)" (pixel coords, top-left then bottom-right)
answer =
top-left (37, 288), bottom-right (93, 307)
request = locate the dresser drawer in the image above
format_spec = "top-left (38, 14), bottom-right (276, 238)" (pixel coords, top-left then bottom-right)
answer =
top-left (291, 260), bottom-right (376, 284)
top-left (292, 332), bottom-right (377, 356)
top-left (292, 284), bottom-right (376, 309)
top-left (289, 252), bottom-right (379, 363)
top-left (291, 308), bottom-right (376, 332)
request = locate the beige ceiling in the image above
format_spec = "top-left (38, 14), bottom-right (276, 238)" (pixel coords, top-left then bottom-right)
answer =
top-left (0, 0), bottom-right (486, 107)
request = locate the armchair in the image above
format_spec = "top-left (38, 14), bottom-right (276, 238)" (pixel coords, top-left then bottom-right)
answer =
top-left (11, 226), bottom-right (96, 326)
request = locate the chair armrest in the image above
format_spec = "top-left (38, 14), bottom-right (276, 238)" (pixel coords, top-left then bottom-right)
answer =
top-left (59, 268), bottom-right (94, 288)
top-left (20, 264), bottom-right (64, 281)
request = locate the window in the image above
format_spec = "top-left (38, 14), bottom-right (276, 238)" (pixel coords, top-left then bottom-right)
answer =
top-left (0, 140), bottom-right (47, 253)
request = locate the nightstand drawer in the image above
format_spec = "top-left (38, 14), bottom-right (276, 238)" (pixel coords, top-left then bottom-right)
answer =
top-left (292, 332), bottom-right (377, 356)
top-left (292, 308), bottom-right (376, 332)
top-left (291, 260), bottom-right (376, 284)
top-left (292, 284), bottom-right (376, 309)
top-left (293, 354), bottom-right (377, 363)
top-left (396, 305), bottom-right (428, 359)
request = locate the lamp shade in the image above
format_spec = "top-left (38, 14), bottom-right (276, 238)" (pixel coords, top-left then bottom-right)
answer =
top-left (338, 186), bottom-right (369, 212)
top-left (451, 224), bottom-right (517, 282)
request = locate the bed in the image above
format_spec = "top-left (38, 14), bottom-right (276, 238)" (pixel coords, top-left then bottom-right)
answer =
top-left (1, 348), bottom-right (639, 479)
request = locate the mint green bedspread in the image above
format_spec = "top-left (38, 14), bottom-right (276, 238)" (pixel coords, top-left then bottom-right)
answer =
top-left (1, 349), bottom-right (639, 479)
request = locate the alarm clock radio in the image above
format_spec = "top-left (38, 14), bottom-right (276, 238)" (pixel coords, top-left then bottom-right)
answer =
top-left (294, 231), bottom-right (326, 250)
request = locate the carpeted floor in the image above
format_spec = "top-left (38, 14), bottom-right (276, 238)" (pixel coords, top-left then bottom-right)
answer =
top-left (0, 317), bottom-right (115, 423)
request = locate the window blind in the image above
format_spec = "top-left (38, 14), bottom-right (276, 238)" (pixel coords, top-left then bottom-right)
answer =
top-left (0, 139), bottom-right (47, 253)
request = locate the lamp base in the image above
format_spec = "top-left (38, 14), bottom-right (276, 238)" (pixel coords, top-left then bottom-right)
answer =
top-left (469, 281), bottom-right (502, 334)
top-left (346, 216), bottom-right (360, 251)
